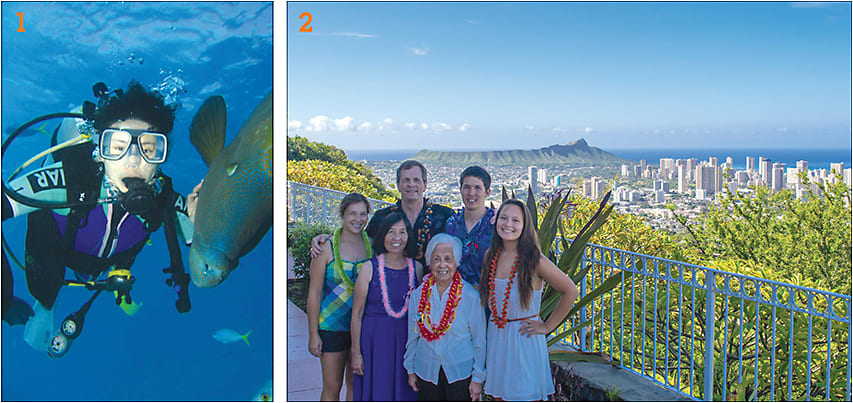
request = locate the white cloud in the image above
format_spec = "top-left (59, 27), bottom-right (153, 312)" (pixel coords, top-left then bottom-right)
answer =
top-left (421, 123), bottom-right (429, 130)
top-left (432, 122), bottom-right (452, 131)
top-left (288, 120), bottom-right (302, 131)
top-left (382, 118), bottom-right (393, 125)
top-left (404, 122), bottom-right (417, 130)
top-left (358, 122), bottom-right (373, 131)
top-left (307, 115), bottom-right (331, 132)
top-left (552, 127), bottom-right (569, 133)
top-left (525, 125), bottom-right (535, 131)
top-left (328, 32), bottom-right (376, 38)
top-left (410, 47), bottom-right (428, 56)
top-left (334, 116), bottom-right (355, 131)
top-left (458, 123), bottom-right (470, 132)
top-left (583, 127), bottom-right (593, 133)
top-left (465, 19), bottom-right (480, 25)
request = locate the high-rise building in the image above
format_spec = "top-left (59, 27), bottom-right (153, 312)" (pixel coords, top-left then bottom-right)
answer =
top-left (687, 158), bottom-right (699, 181)
top-left (538, 168), bottom-right (548, 184)
top-left (654, 190), bottom-right (665, 203)
top-left (709, 157), bottom-right (718, 167)
top-left (621, 164), bottom-right (632, 177)
top-left (726, 156), bottom-right (733, 166)
top-left (696, 164), bottom-right (716, 195)
top-left (830, 162), bottom-right (845, 177)
top-left (678, 165), bottom-right (689, 193)
top-left (844, 168), bottom-right (852, 190)
top-left (759, 158), bottom-right (772, 186)
top-left (528, 166), bottom-right (539, 196)
top-left (634, 166), bottom-right (642, 176)
top-left (629, 190), bottom-right (642, 203)
top-left (746, 156), bottom-right (756, 172)
top-left (659, 158), bottom-right (676, 177)
top-left (735, 170), bottom-right (749, 186)
top-left (797, 160), bottom-right (808, 173)
top-left (772, 162), bottom-right (786, 192)
top-left (640, 159), bottom-right (647, 174)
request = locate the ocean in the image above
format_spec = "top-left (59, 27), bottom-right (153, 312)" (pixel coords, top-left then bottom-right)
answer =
top-left (1, 2), bottom-right (272, 401)
top-left (345, 148), bottom-right (853, 171)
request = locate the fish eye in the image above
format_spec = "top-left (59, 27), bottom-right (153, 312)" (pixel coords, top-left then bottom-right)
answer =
top-left (261, 393), bottom-right (271, 401)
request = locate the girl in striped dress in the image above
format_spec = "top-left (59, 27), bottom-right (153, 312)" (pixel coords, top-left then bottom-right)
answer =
top-left (308, 193), bottom-right (373, 401)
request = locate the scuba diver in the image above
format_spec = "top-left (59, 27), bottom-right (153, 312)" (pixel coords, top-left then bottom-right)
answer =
top-left (1, 80), bottom-right (202, 357)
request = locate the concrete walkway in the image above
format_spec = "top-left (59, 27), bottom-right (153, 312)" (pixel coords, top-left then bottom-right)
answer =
top-left (288, 252), bottom-right (350, 401)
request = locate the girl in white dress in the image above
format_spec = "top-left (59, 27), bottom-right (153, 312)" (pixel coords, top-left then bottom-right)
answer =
top-left (479, 199), bottom-right (579, 401)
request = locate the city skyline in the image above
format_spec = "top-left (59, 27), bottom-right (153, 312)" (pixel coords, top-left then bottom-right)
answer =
top-left (287, 2), bottom-right (852, 151)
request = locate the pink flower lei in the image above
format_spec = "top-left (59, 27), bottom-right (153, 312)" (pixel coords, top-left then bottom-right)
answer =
top-left (377, 254), bottom-right (416, 319)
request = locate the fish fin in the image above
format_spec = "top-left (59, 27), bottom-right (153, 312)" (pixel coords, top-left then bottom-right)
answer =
top-left (190, 95), bottom-right (228, 167)
top-left (242, 329), bottom-right (253, 346)
top-left (4, 297), bottom-right (34, 326)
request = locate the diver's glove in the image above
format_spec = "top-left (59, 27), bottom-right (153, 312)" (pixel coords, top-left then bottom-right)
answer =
top-left (23, 301), bottom-right (54, 352)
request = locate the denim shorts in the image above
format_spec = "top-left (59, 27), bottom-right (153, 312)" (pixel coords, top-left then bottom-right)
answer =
top-left (318, 329), bottom-right (351, 353)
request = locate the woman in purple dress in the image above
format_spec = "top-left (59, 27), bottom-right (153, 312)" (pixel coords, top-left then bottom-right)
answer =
top-left (351, 212), bottom-right (423, 401)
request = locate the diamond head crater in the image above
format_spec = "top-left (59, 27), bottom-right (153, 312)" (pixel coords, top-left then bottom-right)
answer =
top-left (411, 138), bottom-right (633, 166)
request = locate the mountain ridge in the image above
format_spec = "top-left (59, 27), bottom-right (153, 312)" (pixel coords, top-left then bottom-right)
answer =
top-left (411, 138), bottom-right (634, 166)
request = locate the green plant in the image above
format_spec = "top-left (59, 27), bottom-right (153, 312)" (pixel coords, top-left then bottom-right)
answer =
top-left (503, 185), bottom-right (629, 365)
top-left (605, 385), bottom-right (621, 401)
top-left (287, 221), bottom-right (333, 279)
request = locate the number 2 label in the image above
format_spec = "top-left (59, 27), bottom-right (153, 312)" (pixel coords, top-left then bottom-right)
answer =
top-left (299, 12), bottom-right (312, 32)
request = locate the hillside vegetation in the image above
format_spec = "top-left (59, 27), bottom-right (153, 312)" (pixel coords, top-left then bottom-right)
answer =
top-left (287, 135), bottom-right (398, 201)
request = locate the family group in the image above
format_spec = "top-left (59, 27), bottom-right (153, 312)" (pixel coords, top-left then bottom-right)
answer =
top-left (305, 161), bottom-right (580, 401)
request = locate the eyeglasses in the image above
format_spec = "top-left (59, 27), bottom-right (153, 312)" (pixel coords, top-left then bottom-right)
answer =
top-left (99, 129), bottom-right (168, 164)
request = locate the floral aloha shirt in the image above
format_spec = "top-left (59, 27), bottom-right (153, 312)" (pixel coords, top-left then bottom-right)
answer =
top-left (444, 207), bottom-right (495, 286)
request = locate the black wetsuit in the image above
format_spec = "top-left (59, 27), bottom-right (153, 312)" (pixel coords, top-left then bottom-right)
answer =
top-left (1, 143), bottom-right (191, 312)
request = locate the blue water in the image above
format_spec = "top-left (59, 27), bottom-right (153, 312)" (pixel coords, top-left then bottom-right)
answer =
top-left (1, 2), bottom-right (272, 401)
top-left (345, 148), bottom-right (853, 171)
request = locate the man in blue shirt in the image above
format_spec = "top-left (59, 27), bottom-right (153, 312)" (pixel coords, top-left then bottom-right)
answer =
top-left (443, 166), bottom-right (495, 287)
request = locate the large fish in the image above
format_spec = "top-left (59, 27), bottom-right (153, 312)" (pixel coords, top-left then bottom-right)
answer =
top-left (188, 92), bottom-right (272, 287)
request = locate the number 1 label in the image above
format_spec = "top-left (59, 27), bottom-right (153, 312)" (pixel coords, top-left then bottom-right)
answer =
top-left (16, 12), bottom-right (25, 32)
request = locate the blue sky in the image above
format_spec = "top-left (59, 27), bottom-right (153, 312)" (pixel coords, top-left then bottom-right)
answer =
top-left (286, 2), bottom-right (851, 151)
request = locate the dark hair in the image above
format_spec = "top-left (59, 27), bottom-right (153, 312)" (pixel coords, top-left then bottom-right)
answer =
top-left (372, 212), bottom-right (417, 258)
top-left (92, 80), bottom-right (177, 134)
top-left (396, 160), bottom-right (427, 185)
top-left (480, 199), bottom-right (541, 310)
top-left (339, 193), bottom-right (371, 218)
top-left (460, 165), bottom-right (491, 190)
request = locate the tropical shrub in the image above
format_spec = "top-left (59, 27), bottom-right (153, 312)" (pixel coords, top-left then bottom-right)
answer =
top-left (287, 221), bottom-right (333, 280)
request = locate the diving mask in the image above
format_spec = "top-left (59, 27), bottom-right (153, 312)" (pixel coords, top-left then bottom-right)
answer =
top-left (99, 129), bottom-right (168, 164)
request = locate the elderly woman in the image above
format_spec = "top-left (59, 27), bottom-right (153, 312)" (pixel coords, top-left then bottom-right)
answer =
top-left (404, 233), bottom-right (487, 401)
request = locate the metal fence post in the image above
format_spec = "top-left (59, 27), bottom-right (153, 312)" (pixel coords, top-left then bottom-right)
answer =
top-left (305, 192), bottom-right (311, 223)
top-left (580, 276), bottom-right (587, 351)
top-left (322, 192), bottom-right (329, 226)
top-left (704, 270), bottom-right (716, 401)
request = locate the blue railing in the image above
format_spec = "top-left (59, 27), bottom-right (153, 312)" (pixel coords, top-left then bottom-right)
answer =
top-left (287, 181), bottom-right (853, 401)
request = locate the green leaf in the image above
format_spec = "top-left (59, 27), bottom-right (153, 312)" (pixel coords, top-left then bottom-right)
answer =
top-left (527, 183), bottom-right (539, 233)
top-left (547, 318), bottom-right (592, 346)
top-left (567, 270), bottom-right (629, 318)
